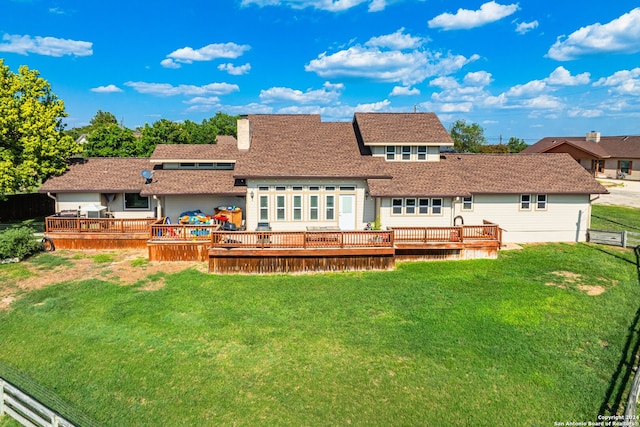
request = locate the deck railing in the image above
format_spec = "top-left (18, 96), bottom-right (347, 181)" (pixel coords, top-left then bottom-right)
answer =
top-left (391, 224), bottom-right (501, 244)
top-left (45, 217), bottom-right (159, 233)
top-left (211, 230), bottom-right (394, 249)
top-left (150, 224), bottom-right (221, 241)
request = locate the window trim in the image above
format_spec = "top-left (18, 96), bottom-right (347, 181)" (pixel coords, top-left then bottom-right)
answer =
top-left (418, 198), bottom-right (429, 215)
top-left (309, 194), bottom-right (319, 221)
top-left (462, 196), bottom-right (473, 211)
top-left (392, 198), bottom-right (403, 215)
top-left (401, 146), bottom-right (411, 161)
top-left (405, 198), bottom-right (416, 215)
top-left (417, 146), bottom-right (427, 161)
top-left (520, 194), bottom-right (532, 211)
top-left (276, 194), bottom-right (286, 221)
top-left (431, 198), bottom-right (443, 215)
top-left (123, 193), bottom-right (150, 210)
top-left (386, 146), bottom-right (395, 161)
top-left (259, 195), bottom-right (269, 221)
top-left (293, 194), bottom-right (302, 221)
top-left (325, 195), bottom-right (335, 220)
top-left (536, 194), bottom-right (547, 211)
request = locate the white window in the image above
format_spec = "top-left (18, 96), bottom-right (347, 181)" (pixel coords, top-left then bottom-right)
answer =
top-left (325, 195), bottom-right (335, 220)
top-left (402, 146), bottom-right (411, 161)
top-left (124, 193), bottom-right (149, 210)
top-left (462, 196), bottom-right (473, 211)
top-left (386, 146), bottom-right (395, 161)
top-left (325, 186), bottom-right (335, 191)
top-left (417, 146), bottom-right (427, 160)
top-left (275, 186), bottom-right (286, 191)
top-left (258, 186), bottom-right (269, 191)
top-left (276, 195), bottom-right (286, 221)
top-left (339, 186), bottom-right (355, 191)
top-left (309, 195), bottom-right (319, 221)
top-left (259, 195), bottom-right (269, 221)
top-left (293, 195), bottom-right (302, 221)
top-left (292, 186), bottom-right (303, 191)
top-left (520, 194), bottom-right (531, 210)
top-left (418, 199), bottom-right (429, 215)
top-left (536, 194), bottom-right (547, 210)
top-left (179, 162), bottom-right (196, 169)
top-left (309, 186), bottom-right (320, 191)
top-left (431, 198), bottom-right (443, 215)
top-left (405, 198), bottom-right (416, 214)
top-left (213, 163), bottom-right (234, 170)
top-left (392, 198), bottom-right (403, 215)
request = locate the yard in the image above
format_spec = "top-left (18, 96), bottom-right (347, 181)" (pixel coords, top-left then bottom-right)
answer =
top-left (0, 206), bottom-right (639, 426)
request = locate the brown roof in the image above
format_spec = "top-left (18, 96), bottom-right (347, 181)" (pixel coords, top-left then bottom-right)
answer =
top-left (354, 112), bottom-right (453, 145)
top-left (368, 153), bottom-right (608, 197)
top-left (233, 114), bottom-right (390, 179)
top-left (139, 169), bottom-right (243, 196)
top-left (523, 135), bottom-right (640, 159)
top-left (38, 158), bottom-right (151, 193)
top-left (150, 136), bottom-right (239, 161)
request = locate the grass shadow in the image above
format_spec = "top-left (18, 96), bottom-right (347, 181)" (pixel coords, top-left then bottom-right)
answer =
top-left (598, 245), bottom-right (640, 416)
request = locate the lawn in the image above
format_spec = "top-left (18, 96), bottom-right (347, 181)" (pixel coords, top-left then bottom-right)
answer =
top-left (1, 237), bottom-right (639, 426)
top-left (591, 205), bottom-right (640, 231)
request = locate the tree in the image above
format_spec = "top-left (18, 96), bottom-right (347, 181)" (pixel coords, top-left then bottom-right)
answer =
top-left (90, 110), bottom-right (118, 128)
top-left (449, 119), bottom-right (487, 153)
top-left (506, 137), bottom-right (528, 153)
top-left (84, 124), bottom-right (139, 157)
top-left (0, 60), bottom-right (81, 197)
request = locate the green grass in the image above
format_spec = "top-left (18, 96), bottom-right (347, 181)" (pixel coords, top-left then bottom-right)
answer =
top-left (592, 205), bottom-right (640, 231)
top-left (0, 242), bottom-right (638, 426)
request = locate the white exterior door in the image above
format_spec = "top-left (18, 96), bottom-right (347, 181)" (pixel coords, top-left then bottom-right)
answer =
top-left (339, 195), bottom-right (356, 230)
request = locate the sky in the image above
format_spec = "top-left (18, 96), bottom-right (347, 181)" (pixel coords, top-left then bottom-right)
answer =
top-left (2, 0), bottom-right (640, 144)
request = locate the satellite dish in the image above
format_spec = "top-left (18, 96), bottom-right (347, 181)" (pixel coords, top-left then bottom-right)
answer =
top-left (141, 169), bottom-right (153, 184)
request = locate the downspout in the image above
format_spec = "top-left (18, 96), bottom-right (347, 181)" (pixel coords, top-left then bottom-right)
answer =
top-left (46, 192), bottom-right (58, 212)
top-left (153, 195), bottom-right (162, 220)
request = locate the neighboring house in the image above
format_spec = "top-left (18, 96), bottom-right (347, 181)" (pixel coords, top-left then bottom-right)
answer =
top-left (523, 132), bottom-right (640, 181)
top-left (40, 113), bottom-right (607, 244)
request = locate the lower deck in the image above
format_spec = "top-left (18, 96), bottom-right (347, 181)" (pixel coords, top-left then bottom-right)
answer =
top-left (43, 217), bottom-right (502, 273)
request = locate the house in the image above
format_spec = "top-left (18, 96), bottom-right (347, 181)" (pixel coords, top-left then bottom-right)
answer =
top-left (523, 132), bottom-right (640, 181)
top-left (39, 113), bottom-right (608, 270)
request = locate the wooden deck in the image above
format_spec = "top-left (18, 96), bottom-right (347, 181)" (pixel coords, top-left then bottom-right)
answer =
top-left (43, 217), bottom-right (502, 272)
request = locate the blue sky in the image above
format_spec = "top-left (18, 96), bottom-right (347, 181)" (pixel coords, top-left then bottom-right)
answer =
top-left (2, 0), bottom-right (640, 143)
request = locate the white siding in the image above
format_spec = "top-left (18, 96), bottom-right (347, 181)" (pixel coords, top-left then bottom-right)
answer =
top-left (378, 197), bottom-right (452, 228)
top-left (56, 193), bottom-right (156, 219)
top-left (451, 194), bottom-right (592, 243)
top-left (57, 193), bottom-right (101, 212)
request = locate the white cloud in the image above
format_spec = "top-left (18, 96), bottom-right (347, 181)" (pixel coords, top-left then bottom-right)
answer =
top-left (306, 36), bottom-right (479, 86)
top-left (365, 28), bottom-right (426, 50)
top-left (240, 0), bottom-right (387, 12)
top-left (260, 81), bottom-right (344, 104)
top-left (568, 107), bottom-right (603, 118)
top-left (464, 71), bottom-right (493, 86)
top-left (91, 85), bottom-right (123, 93)
top-left (520, 95), bottom-right (563, 109)
top-left (0, 33), bottom-right (92, 57)
top-left (594, 67), bottom-right (640, 95)
top-left (124, 81), bottom-right (239, 97)
top-left (184, 96), bottom-right (221, 105)
top-left (218, 62), bottom-right (252, 75)
top-left (439, 102), bottom-right (473, 113)
top-left (546, 66), bottom-right (590, 86)
top-left (429, 76), bottom-right (459, 90)
top-left (354, 99), bottom-right (391, 112)
top-left (515, 20), bottom-right (538, 35)
top-left (428, 1), bottom-right (519, 31)
top-left (547, 8), bottom-right (640, 61)
top-left (390, 86), bottom-right (420, 96)
top-left (162, 42), bottom-right (251, 67)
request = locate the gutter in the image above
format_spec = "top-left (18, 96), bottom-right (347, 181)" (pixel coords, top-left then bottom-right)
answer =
top-left (46, 192), bottom-right (58, 212)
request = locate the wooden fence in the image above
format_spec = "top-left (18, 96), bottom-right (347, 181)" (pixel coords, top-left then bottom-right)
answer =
top-left (587, 229), bottom-right (640, 248)
top-left (150, 223), bottom-right (221, 241)
top-left (1, 378), bottom-right (75, 427)
top-left (0, 193), bottom-right (55, 221)
top-left (391, 224), bottom-right (501, 244)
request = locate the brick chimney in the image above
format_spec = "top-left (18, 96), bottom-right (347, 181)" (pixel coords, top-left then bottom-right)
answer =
top-left (586, 131), bottom-right (600, 143)
top-left (237, 117), bottom-right (251, 150)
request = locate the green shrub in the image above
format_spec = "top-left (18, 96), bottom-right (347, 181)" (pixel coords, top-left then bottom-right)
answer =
top-left (0, 227), bottom-right (43, 260)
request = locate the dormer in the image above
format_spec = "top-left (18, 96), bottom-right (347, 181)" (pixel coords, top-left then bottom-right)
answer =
top-left (353, 112), bottom-right (454, 162)
top-left (149, 137), bottom-right (239, 170)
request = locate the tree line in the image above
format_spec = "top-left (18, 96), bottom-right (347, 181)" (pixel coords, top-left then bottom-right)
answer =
top-left (449, 119), bottom-right (528, 154)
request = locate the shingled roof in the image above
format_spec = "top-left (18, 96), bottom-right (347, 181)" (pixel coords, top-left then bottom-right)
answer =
top-left (523, 135), bottom-right (640, 159)
top-left (39, 158), bottom-right (150, 193)
top-left (354, 112), bottom-right (453, 145)
top-left (233, 114), bottom-right (390, 179)
top-left (139, 169), bottom-right (244, 196)
top-left (368, 153), bottom-right (608, 197)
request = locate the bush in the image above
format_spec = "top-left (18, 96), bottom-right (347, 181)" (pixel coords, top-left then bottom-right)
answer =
top-left (0, 227), bottom-right (43, 260)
